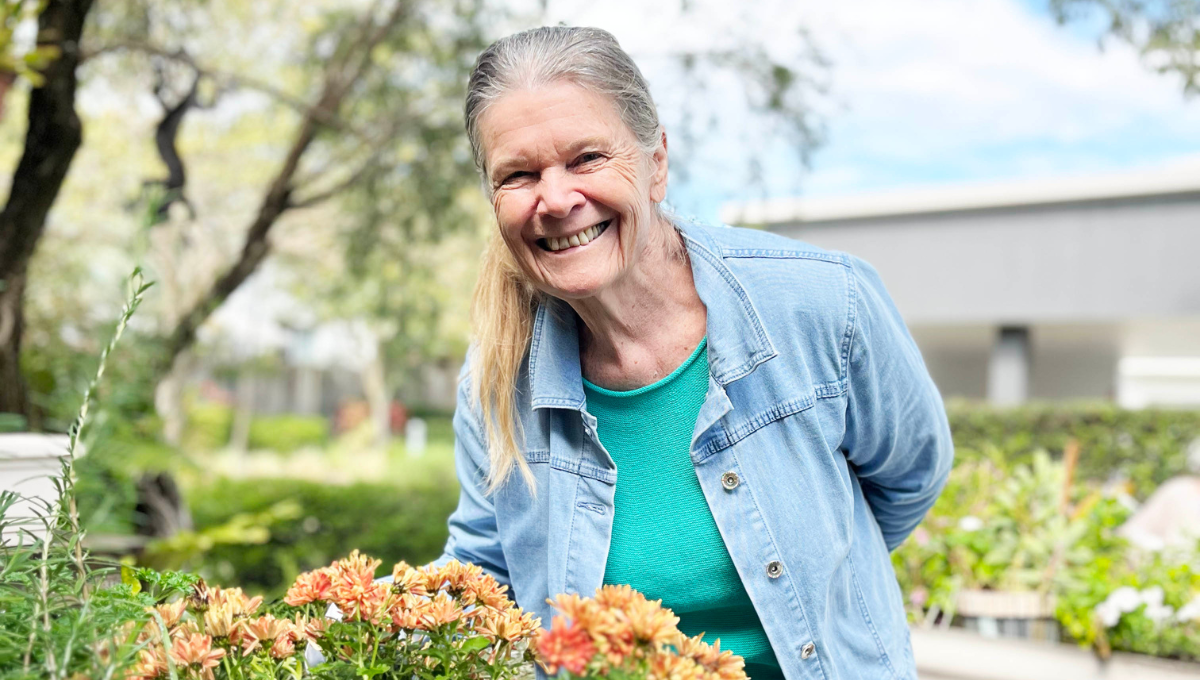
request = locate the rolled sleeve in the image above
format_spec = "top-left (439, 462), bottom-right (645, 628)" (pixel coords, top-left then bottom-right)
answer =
top-left (438, 362), bottom-right (511, 585)
top-left (841, 256), bottom-right (954, 551)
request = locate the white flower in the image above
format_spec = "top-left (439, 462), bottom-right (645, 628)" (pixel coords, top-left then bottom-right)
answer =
top-left (958, 516), bottom-right (984, 532)
top-left (1145, 603), bottom-right (1176, 623)
top-left (1140, 586), bottom-right (1165, 609)
top-left (1095, 601), bottom-right (1122, 628)
top-left (1138, 586), bottom-right (1175, 623)
top-left (1175, 596), bottom-right (1200, 622)
top-left (1108, 587), bottom-right (1142, 614)
top-left (1095, 586), bottom-right (1147, 628)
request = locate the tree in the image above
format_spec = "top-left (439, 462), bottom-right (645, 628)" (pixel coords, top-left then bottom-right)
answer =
top-left (0, 0), bottom-right (95, 421)
top-left (5, 0), bottom-right (830, 430)
top-left (1052, 0), bottom-right (1200, 94)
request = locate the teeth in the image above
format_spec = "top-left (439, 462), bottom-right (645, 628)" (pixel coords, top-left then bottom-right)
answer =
top-left (544, 219), bottom-right (611, 252)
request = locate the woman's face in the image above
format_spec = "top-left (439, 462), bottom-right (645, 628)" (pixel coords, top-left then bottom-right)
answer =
top-left (478, 80), bottom-right (668, 300)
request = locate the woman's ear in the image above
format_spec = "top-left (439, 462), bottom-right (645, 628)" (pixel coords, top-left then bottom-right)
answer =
top-left (649, 129), bottom-right (669, 203)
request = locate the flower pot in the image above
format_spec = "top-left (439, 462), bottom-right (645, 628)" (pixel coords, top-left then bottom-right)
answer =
top-left (0, 433), bottom-right (71, 544)
top-left (956, 588), bottom-right (1060, 642)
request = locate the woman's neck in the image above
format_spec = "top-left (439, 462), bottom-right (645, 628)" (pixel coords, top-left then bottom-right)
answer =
top-left (569, 225), bottom-right (708, 391)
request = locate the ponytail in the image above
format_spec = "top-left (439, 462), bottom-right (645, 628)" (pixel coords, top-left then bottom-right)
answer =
top-left (469, 232), bottom-right (540, 493)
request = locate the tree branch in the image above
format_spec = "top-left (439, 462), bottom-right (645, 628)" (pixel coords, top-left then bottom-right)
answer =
top-left (287, 157), bottom-right (382, 210)
top-left (159, 0), bottom-right (412, 372)
top-left (81, 40), bottom-right (369, 136)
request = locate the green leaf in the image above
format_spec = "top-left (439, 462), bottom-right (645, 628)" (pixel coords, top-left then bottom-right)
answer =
top-left (458, 635), bottom-right (490, 654)
top-left (121, 564), bottom-right (141, 595)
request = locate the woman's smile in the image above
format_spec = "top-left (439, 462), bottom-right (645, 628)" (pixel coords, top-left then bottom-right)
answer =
top-left (537, 218), bottom-right (614, 253)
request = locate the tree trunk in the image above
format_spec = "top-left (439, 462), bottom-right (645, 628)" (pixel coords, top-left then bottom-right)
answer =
top-left (0, 0), bottom-right (95, 419)
top-left (154, 349), bottom-right (192, 447)
top-left (360, 340), bottom-right (391, 450)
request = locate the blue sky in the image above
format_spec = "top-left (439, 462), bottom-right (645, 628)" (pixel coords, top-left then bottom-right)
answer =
top-left (540, 0), bottom-right (1200, 222)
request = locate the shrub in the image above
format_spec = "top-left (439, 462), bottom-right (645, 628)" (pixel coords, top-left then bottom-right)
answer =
top-left (946, 401), bottom-right (1200, 498)
top-left (184, 403), bottom-right (233, 451)
top-left (247, 414), bottom-right (330, 453)
top-left (187, 476), bottom-right (459, 598)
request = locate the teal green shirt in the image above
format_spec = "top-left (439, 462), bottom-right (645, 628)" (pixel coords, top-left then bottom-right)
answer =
top-left (583, 338), bottom-right (783, 678)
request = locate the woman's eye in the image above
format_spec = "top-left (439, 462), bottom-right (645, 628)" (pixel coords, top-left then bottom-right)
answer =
top-left (500, 171), bottom-right (531, 185)
top-left (574, 152), bottom-right (604, 166)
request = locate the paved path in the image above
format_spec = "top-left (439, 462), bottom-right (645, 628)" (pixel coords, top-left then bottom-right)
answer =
top-left (911, 627), bottom-right (1200, 680)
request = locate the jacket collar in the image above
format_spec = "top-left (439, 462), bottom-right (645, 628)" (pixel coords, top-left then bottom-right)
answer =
top-left (528, 216), bottom-right (777, 411)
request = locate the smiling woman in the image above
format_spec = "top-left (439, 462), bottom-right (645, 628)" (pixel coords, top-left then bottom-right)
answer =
top-left (444, 26), bottom-right (955, 679)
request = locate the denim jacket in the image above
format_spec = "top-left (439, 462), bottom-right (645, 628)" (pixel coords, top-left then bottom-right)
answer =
top-left (440, 217), bottom-right (954, 679)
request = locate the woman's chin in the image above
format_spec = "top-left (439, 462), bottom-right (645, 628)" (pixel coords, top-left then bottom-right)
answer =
top-left (540, 276), bottom-right (612, 300)
top-left (529, 247), bottom-right (621, 300)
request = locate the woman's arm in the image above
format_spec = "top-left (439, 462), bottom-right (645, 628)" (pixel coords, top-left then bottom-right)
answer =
top-left (438, 362), bottom-right (512, 584)
top-left (840, 255), bottom-right (955, 551)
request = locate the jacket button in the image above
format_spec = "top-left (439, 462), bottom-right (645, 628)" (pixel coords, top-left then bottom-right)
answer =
top-left (801, 642), bottom-right (816, 659)
top-left (721, 471), bottom-right (740, 490)
top-left (766, 561), bottom-right (783, 578)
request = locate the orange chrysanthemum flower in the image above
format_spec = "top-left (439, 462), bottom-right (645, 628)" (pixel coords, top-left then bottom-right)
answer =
top-left (647, 650), bottom-right (703, 680)
top-left (331, 550), bottom-right (382, 582)
top-left (169, 632), bottom-right (226, 680)
top-left (126, 646), bottom-right (168, 680)
top-left (390, 561), bottom-right (429, 598)
top-left (418, 593), bottom-right (463, 630)
top-left (462, 573), bottom-right (511, 609)
top-left (284, 568), bottom-right (333, 606)
top-left (147, 599), bottom-right (188, 629)
top-left (290, 613), bottom-right (327, 647)
top-left (478, 607), bottom-right (541, 644)
top-left (332, 577), bottom-right (391, 623)
top-left (208, 587), bottom-right (263, 618)
top-left (239, 614), bottom-right (294, 655)
top-left (674, 633), bottom-right (747, 680)
top-left (593, 584), bottom-right (638, 610)
top-left (623, 595), bottom-right (680, 647)
top-left (537, 618), bottom-right (596, 675)
top-left (270, 635), bottom-right (296, 659)
top-left (203, 604), bottom-right (236, 639)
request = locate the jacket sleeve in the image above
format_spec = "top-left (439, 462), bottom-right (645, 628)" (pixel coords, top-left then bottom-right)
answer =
top-left (437, 361), bottom-right (511, 585)
top-left (840, 255), bottom-right (954, 551)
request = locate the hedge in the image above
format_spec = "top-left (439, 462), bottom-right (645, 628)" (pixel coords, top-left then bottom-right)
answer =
top-left (946, 401), bottom-right (1200, 499)
top-left (187, 476), bottom-right (459, 597)
top-left (247, 414), bottom-right (330, 452)
top-left (183, 404), bottom-right (329, 453)
top-left (169, 403), bottom-right (1200, 598)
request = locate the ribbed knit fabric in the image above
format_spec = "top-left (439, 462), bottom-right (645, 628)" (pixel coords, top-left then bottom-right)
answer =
top-left (583, 338), bottom-right (783, 679)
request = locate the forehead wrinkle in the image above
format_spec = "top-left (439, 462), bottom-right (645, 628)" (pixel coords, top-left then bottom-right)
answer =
top-left (482, 83), bottom-right (631, 180)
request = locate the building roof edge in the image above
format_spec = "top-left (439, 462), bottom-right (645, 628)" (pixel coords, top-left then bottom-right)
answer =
top-left (720, 162), bottom-right (1200, 225)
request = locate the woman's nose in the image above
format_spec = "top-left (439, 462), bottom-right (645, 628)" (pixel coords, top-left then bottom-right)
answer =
top-left (535, 168), bottom-right (585, 218)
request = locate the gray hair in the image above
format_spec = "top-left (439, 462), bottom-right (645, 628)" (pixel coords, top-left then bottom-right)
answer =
top-left (464, 26), bottom-right (662, 182)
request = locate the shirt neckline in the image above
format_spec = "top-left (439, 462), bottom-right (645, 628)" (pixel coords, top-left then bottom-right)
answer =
top-left (582, 337), bottom-right (709, 399)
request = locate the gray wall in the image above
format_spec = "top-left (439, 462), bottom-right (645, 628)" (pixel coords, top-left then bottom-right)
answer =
top-left (912, 324), bottom-right (1121, 401)
top-left (771, 193), bottom-right (1200, 325)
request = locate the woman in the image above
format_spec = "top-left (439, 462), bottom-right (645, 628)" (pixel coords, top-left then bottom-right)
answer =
top-left (442, 26), bottom-right (954, 680)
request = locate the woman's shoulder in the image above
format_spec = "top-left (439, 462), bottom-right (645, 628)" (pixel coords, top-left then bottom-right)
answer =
top-left (682, 216), bottom-right (851, 267)
top-left (678, 216), bottom-right (871, 306)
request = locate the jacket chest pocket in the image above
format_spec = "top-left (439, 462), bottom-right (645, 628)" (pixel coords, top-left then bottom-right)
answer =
top-left (714, 391), bottom-right (858, 555)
